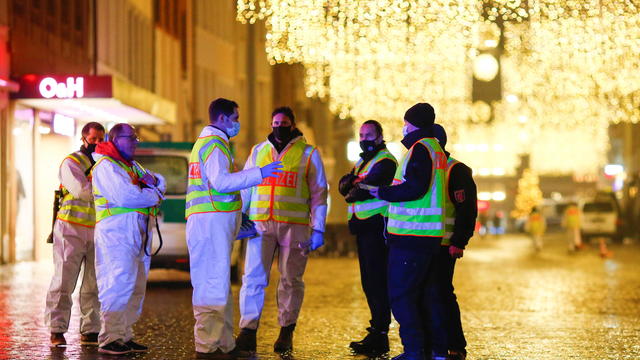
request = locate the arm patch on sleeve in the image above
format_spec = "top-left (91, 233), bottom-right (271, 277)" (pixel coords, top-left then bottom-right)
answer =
top-left (454, 189), bottom-right (465, 203)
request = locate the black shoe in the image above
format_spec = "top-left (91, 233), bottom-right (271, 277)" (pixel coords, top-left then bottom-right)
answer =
top-left (98, 340), bottom-right (131, 355)
top-left (50, 332), bottom-right (66, 346)
top-left (80, 332), bottom-right (99, 346)
top-left (236, 328), bottom-right (257, 352)
top-left (273, 324), bottom-right (295, 353)
top-left (349, 327), bottom-right (389, 356)
top-left (228, 347), bottom-right (253, 359)
top-left (125, 339), bottom-right (149, 353)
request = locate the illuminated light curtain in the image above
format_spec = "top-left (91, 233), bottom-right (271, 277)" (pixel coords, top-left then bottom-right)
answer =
top-left (238, 0), bottom-right (480, 139)
top-left (237, 0), bottom-right (638, 177)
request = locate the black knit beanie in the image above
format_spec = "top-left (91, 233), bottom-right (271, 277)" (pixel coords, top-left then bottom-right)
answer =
top-left (404, 103), bottom-right (436, 128)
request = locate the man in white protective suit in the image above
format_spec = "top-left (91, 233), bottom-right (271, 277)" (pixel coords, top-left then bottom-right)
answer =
top-left (91, 123), bottom-right (166, 355)
top-left (236, 106), bottom-right (328, 354)
top-left (186, 98), bottom-right (282, 360)
top-left (45, 122), bottom-right (105, 347)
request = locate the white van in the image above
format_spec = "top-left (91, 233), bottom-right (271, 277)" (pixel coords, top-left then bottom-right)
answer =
top-left (135, 142), bottom-right (243, 278)
top-left (135, 142), bottom-right (192, 270)
top-left (580, 193), bottom-right (622, 242)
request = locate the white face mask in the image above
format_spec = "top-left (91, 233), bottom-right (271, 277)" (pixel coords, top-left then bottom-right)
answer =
top-left (227, 121), bottom-right (241, 138)
top-left (402, 125), bottom-right (410, 137)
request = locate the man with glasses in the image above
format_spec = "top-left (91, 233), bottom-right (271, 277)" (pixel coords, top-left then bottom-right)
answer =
top-left (91, 123), bottom-right (165, 355)
top-left (46, 122), bottom-right (105, 347)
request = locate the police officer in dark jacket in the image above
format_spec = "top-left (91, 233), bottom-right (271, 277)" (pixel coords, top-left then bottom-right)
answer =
top-left (429, 123), bottom-right (477, 360)
top-left (369, 103), bottom-right (448, 360)
top-left (339, 120), bottom-right (397, 356)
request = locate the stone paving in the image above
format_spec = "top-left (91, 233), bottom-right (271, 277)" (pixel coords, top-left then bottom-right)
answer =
top-left (0, 232), bottom-right (638, 359)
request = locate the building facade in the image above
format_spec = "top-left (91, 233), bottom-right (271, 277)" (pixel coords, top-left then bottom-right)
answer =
top-left (0, 0), bottom-right (354, 263)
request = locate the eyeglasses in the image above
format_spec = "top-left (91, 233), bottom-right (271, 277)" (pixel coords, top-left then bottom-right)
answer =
top-left (115, 135), bottom-right (140, 142)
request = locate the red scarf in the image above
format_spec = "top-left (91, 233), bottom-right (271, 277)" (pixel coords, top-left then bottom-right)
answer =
top-left (94, 141), bottom-right (142, 185)
top-left (95, 141), bottom-right (133, 167)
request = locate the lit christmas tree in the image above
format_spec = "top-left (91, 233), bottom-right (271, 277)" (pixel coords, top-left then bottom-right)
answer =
top-left (512, 168), bottom-right (543, 219)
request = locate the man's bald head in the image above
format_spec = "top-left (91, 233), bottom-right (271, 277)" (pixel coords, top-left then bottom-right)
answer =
top-left (109, 123), bottom-right (135, 141)
top-left (109, 123), bottom-right (139, 160)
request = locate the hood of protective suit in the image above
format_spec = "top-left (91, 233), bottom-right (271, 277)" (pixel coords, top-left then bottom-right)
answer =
top-left (95, 141), bottom-right (133, 167)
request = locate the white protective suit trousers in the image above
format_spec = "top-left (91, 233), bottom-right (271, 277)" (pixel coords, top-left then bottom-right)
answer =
top-left (187, 211), bottom-right (241, 353)
top-left (94, 213), bottom-right (152, 346)
top-left (239, 220), bottom-right (311, 330)
top-left (44, 220), bottom-right (101, 334)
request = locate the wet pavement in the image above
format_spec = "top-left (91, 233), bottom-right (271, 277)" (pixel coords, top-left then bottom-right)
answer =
top-left (0, 232), bottom-right (639, 360)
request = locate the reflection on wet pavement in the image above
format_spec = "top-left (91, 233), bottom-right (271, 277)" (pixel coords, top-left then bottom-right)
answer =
top-left (0, 233), bottom-right (638, 359)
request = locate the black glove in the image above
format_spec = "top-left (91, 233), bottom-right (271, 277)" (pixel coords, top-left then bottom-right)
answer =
top-left (240, 212), bottom-right (255, 231)
top-left (237, 213), bottom-right (258, 240)
top-left (339, 174), bottom-right (358, 196)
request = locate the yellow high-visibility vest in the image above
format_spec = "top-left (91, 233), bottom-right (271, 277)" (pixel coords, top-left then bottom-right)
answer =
top-left (57, 151), bottom-right (96, 227)
top-left (564, 205), bottom-right (580, 229)
top-left (249, 137), bottom-right (316, 225)
top-left (387, 138), bottom-right (446, 237)
top-left (93, 156), bottom-right (159, 222)
top-left (185, 134), bottom-right (241, 219)
top-left (347, 149), bottom-right (397, 220)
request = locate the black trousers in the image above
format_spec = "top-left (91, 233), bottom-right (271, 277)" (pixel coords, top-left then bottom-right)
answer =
top-left (387, 236), bottom-right (448, 356)
top-left (352, 215), bottom-right (391, 332)
top-left (427, 245), bottom-right (467, 352)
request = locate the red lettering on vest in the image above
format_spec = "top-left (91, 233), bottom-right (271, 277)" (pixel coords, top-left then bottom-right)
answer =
top-left (259, 170), bottom-right (298, 188)
top-left (435, 152), bottom-right (447, 170)
top-left (188, 162), bottom-right (201, 179)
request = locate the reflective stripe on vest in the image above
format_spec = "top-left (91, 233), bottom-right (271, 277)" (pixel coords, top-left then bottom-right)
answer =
top-left (348, 149), bottom-right (397, 220)
top-left (93, 156), bottom-right (159, 222)
top-left (185, 135), bottom-right (241, 218)
top-left (57, 151), bottom-right (96, 227)
top-left (442, 157), bottom-right (460, 245)
top-left (387, 138), bottom-right (446, 237)
top-left (249, 138), bottom-right (314, 224)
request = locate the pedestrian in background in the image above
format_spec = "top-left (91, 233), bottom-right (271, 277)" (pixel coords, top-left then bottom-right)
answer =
top-left (92, 123), bottom-right (166, 355)
top-left (562, 203), bottom-right (582, 252)
top-left (339, 120), bottom-right (397, 357)
top-left (236, 106), bottom-right (328, 354)
top-left (186, 98), bottom-right (282, 359)
top-left (431, 123), bottom-right (477, 360)
top-left (369, 103), bottom-right (449, 360)
top-left (526, 207), bottom-right (546, 251)
top-left (45, 122), bottom-right (104, 347)
top-left (492, 211), bottom-right (504, 236)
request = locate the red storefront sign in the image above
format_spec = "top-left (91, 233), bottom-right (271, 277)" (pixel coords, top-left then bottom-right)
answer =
top-left (11, 75), bottom-right (113, 99)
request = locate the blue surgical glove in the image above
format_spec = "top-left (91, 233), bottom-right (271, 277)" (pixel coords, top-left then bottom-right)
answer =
top-left (299, 230), bottom-right (324, 255)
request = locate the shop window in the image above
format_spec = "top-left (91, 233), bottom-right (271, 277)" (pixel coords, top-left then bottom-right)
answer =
top-left (13, 106), bottom-right (35, 261)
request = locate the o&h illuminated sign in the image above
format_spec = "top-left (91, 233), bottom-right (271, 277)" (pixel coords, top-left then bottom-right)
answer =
top-left (11, 75), bottom-right (113, 99)
top-left (38, 77), bottom-right (84, 99)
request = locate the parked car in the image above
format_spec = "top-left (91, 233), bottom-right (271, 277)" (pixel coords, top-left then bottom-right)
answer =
top-left (134, 142), bottom-right (243, 278)
top-left (580, 193), bottom-right (623, 243)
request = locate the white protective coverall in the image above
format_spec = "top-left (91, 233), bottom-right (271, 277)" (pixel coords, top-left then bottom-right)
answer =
top-left (187, 126), bottom-right (263, 354)
top-left (91, 153), bottom-right (165, 347)
top-left (239, 135), bottom-right (328, 330)
top-left (45, 152), bottom-right (101, 335)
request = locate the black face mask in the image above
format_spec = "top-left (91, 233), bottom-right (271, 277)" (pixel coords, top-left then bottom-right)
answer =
top-left (272, 126), bottom-right (292, 141)
top-left (85, 143), bottom-right (97, 153)
top-left (360, 140), bottom-right (377, 152)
